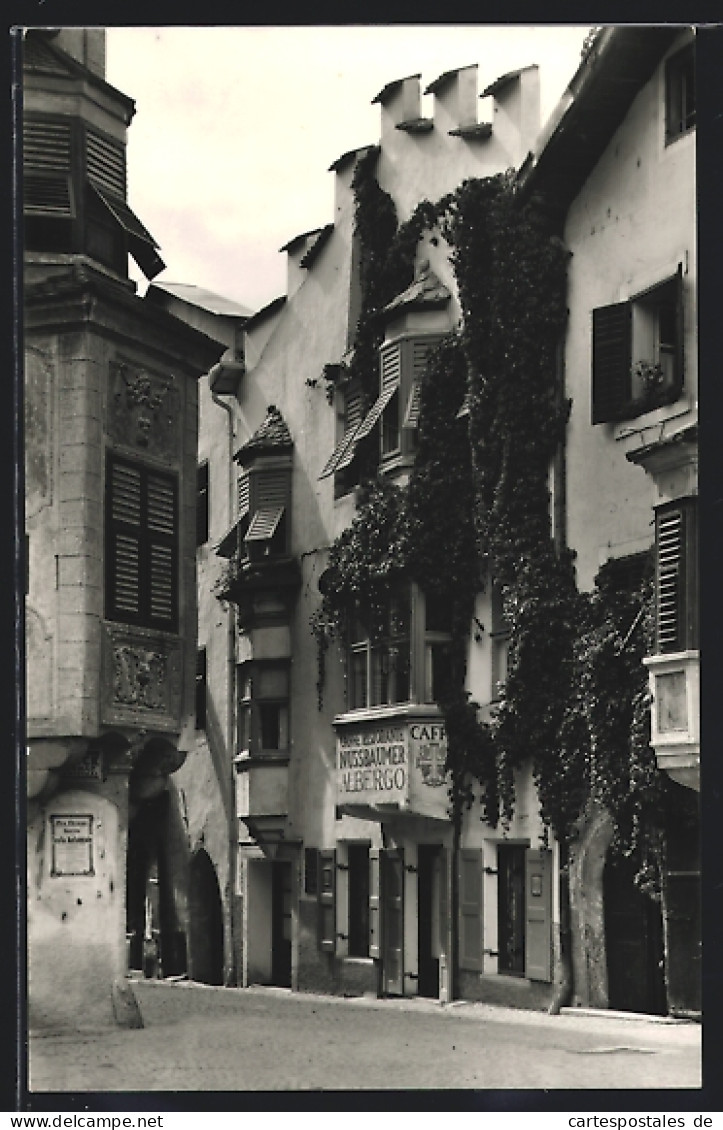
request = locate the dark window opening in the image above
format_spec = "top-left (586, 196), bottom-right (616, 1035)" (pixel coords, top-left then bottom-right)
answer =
top-left (347, 844), bottom-right (371, 957)
top-left (497, 844), bottom-right (526, 976)
top-left (197, 462), bottom-right (209, 546)
top-left (665, 43), bottom-right (695, 144)
top-left (195, 648), bottom-right (207, 730)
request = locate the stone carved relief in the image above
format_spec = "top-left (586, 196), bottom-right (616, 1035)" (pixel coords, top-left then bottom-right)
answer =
top-left (101, 625), bottom-right (182, 731)
top-left (25, 348), bottom-right (54, 519)
top-left (107, 358), bottom-right (180, 459)
top-left (113, 646), bottom-right (168, 712)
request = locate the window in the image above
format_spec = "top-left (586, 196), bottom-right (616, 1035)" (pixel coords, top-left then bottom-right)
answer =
top-left (105, 454), bottom-right (178, 631)
top-left (665, 43), bottom-right (695, 144)
top-left (196, 462), bottom-right (209, 546)
top-left (347, 843), bottom-right (371, 957)
top-left (423, 593), bottom-right (453, 703)
top-left (318, 335), bottom-right (446, 488)
top-left (304, 848), bottom-right (319, 896)
top-left (490, 582), bottom-right (510, 703)
top-left (655, 498), bottom-right (698, 654)
top-left (591, 268), bottom-right (683, 424)
top-left (195, 648), bottom-right (207, 730)
top-left (348, 590), bottom-right (411, 710)
top-left (497, 845), bottom-right (526, 975)
top-left (236, 662), bottom-right (290, 756)
top-left (244, 466), bottom-right (290, 560)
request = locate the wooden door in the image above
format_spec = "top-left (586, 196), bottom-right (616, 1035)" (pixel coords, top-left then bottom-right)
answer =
top-left (604, 852), bottom-right (666, 1014)
top-left (417, 844), bottom-right (441, 997)
top-left (271, 860), bottom-right (292, 987)
top-left (382, 849), bottom-right (404, 995)
top-left (498, 844), bottom-right (526, 976)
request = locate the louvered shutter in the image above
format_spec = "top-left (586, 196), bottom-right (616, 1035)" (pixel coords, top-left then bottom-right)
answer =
top-left (146, 472), bottom-right (177, 628)
top-left (106, 456), bottom-right (177, 630)
top-left (592, 301), bottom-right (632, 424)
top-left (655, 499), bottom-right (697, 653)
top-left (238, 471), bottom-right (250, 517)
top-left (85, 126), bottom-right (126, 199)
top-left (525, 849), bottom-right (553, 982)
top-left (108, 461), bottom-right (142, 620)
top-left (23, 118), bottom-right (74, 218)
top-left (318, 849), bottom-right (336, 953)
top-left (458, 849), bottom-right (483, 972)
top-left (246, 468), bottom-right (289, 544)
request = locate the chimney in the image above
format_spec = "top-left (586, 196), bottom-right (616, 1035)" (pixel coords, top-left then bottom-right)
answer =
top-left (48, 28), bottom-right (106, 78)
top-left (372, 74), bottom-right (423, 141)
top-left (425, 65), bottom-right (479, 133)
top-left (481, 65), bottom-right (541, 164)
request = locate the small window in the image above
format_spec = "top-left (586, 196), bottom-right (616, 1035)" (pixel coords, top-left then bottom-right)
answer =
top-left (195, 648), bottom-right (207, 730)
top-left (424, 593), bottom-right (453, 704)
top-left (591, 269), bottom-right (683, 424)
top-left (347, 590), bottom-right (412, 710)
top-left (665, 43), bottom-right (695, 145)
top-left (236, 662), bottom-right (290, 755)
top-left (304, 848), bottom-right (319, 896)
top-left (490, 582), bottom-right (510, 703)
top-left (197, 462), bottom-right (209, 546)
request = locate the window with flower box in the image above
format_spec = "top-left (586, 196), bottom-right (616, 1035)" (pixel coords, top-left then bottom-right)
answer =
top-left (592, 267), bottom-right (683, 424)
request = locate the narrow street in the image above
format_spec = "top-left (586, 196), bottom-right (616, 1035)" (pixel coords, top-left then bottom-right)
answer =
top-left (28, 979), bottom-right (702, 1095)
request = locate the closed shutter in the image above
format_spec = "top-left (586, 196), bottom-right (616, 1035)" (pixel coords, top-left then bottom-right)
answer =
top-left (106, 456), bottom-right (177, 630)
top-left (196, 462), bottom-right (209, 546)
top-left (369, 847), bottom-right (381, 959)
top-left (525, 849), bottom-right (552, 982)
top-left (458, 849), bottom-right (483, 972)
top-left (318, 849), bottom-right (336, 953)
top-left (655, 499), bottom-right (697, 653)
top-left (592, 301), bottom-right (632, 424)
top-left (674, 263), bottom-right (685, 390)
top-left (146, 473), bottom-right (177, 627)
top-left (410, 335), bottom-right (445, 379)
top-left (23, 118), bottom-right (74, 218)
top-left (108, 461), bottom-right (142, 619)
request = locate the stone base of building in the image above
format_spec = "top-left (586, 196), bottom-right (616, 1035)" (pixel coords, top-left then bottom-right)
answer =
top-left (458, 971), bottom-right (554, 1011)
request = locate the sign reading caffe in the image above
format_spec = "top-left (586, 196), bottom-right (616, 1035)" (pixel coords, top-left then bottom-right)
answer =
top-left (336, 716), bottom-right (449, 816)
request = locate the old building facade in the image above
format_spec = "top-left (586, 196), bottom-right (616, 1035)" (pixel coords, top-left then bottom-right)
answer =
top-left (178, 28), bottom-right (698, 1016)
top-left (23, 29), bottom-right (224, 1027)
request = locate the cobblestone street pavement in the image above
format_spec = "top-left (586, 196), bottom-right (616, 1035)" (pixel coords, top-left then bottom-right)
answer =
top-left (28, 979), bottom-right (702, 1095)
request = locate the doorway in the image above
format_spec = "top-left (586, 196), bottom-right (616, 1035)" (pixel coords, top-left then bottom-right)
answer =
top-left (188, 848), bottom-right (224, 986)
top-left (381, 849), bottom-right (404, 995)
top-left (603, 851), bottom-right (666, 1014)
top-left (418, 844), bottom-right (441, 997)
top-left (498, 844), bottom-right (526, 976)
top-left (271, 860), bottom-right (292, 987)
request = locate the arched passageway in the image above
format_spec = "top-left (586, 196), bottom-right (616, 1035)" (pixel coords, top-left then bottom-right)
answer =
top-left (188, 848), bottom-right (225, 986)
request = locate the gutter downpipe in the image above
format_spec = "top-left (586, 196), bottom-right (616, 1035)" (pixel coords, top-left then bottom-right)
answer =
top-left (210, 375), bottom-right (237, 987)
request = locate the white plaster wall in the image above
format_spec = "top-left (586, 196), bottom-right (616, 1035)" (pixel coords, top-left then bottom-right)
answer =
top-left (563, 35), bottom-right (696, 591)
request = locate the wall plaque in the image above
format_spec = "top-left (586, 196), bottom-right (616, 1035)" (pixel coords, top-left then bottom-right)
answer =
top-left (50, 814), bottom-right (94, 877)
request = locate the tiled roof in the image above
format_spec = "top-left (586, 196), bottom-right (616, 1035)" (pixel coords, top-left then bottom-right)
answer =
top-left (234, 405), bottom-right (293, 463)
top-left (382, 264), bottom-right (451, 318)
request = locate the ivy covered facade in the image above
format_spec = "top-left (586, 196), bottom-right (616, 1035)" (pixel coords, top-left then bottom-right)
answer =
top-left (185, 29), bottom-right (698, 1016)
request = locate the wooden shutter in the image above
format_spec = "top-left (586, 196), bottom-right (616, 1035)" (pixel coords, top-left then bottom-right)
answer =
top-left (23, 118), bottom-right (74, 218)
top-left (238, 471), bottom-right (250, 517)
top-left (458, 849), bottom-right (483, 972)
top-left (674, 263), bottom-right (685, 390)
top-left (146, 472), bottom-right (177, 627)
top-left (655, 499), bottom-right (697, 653)
top-left (525, 849), bottom-right (553, 982)
top-left (318, 849), bottom-right (336, 953)
top-left (108, 460), bottom-right (142, 620)
top-left (86, 126), bottom-right (127, 200)
top-left (592, 301), bottom-right (632, 424)
top-left (196, 462), bottom-right (209, 546)
top-left (436, 848), bottom-right (449, 960)
top-left (369, 847), bottom-right (381, 960)
top-left (107, 456), bottom-right (177, 630)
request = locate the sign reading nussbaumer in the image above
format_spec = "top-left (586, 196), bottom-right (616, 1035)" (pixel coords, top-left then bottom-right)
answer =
top-left (337, 718), bottom-right (448, 808)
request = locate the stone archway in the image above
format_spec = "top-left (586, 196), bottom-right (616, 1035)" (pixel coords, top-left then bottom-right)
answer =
top-left (188, 848), bottom-right (225, 986)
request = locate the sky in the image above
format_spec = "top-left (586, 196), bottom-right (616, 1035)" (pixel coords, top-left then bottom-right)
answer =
top-left (105, 25), bottom-right (591, 313)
